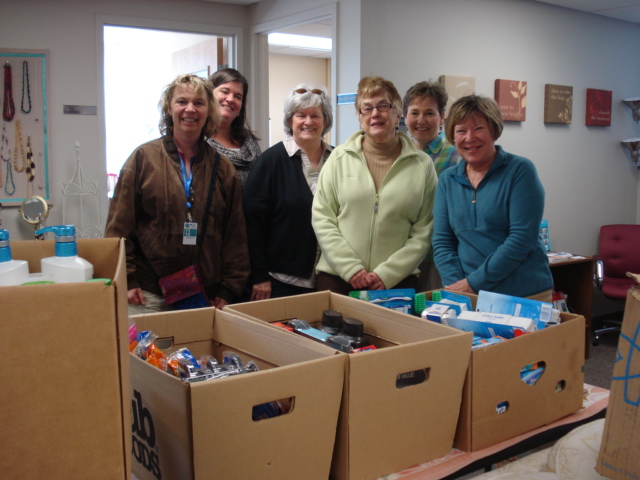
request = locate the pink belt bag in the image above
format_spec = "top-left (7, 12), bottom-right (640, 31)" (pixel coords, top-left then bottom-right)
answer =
top-left (158, 264), bottom-right (210, 310)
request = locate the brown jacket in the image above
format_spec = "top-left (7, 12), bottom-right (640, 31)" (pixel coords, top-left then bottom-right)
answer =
top-left (105, 134), bottom-right (249, 303)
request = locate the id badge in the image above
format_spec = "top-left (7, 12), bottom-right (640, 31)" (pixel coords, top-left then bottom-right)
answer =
top-left (183, 222), bottom-right (198, 245)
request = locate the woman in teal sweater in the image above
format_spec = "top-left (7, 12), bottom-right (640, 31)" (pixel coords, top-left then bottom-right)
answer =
top-left (432, 95), bottom-right (553, 299)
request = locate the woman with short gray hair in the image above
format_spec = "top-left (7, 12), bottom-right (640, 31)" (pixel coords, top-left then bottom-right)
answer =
top-left (243, 84), bottom-right (333, 300)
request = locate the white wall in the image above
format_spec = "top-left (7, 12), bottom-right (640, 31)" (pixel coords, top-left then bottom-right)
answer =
top-left (268, 54), bottom-right (330, 145)
top-left (359, 0), bottom-right (640, 255)
top-left (1, 0), bottom-right (248, 241)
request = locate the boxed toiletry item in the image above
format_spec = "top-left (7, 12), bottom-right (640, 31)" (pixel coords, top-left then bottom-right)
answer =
top-left (129, 307), bottom-right (345, 480)
top-left (227, 291), bottom-right (473, 480)
top-left (0, 238), bottom-right (130, 480)
top-left (419, 291), bottom-right (585, 452)
top-left (596, 273), bottom-right (640, 480)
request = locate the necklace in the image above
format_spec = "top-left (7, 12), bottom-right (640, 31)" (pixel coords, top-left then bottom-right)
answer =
top-left (37, 152), bottom-right (44, 190)
top-left (26, 135), bottom-right (35, 181)
top-left (13, 120), bottom-right (27, 172)
top-left (0, 124), bottom-right (10, 162)
top-left (4, 161), bottom-right (15, 196)
top-left (3, 62), bottom-right (15, 122)
top-left (21, 60), bottom-right (31, 114)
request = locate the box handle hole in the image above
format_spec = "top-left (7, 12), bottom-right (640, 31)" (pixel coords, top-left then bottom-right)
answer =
top-left (496, 401), bottom-right (509, 414)
top-left (396, 368), bottom-right (430, 389)
top-left (252, 397), bottom-right (294, 421)
top-left (555, 380), bottom-right (566, 392)
top-left (520, 361), bottom-right (546, 385)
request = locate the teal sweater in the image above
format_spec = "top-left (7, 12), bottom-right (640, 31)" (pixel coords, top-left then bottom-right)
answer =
top-left (433, 146), bottom-right (553, 297)
top-left (312, 131), bottom-right (437, 288)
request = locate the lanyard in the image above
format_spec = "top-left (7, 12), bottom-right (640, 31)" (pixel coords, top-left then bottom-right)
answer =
top-left (179, 154), bottom-right (194, 220)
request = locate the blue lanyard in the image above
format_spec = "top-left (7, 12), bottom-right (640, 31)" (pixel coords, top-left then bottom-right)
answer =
top-left (179, 154), bottom-right (193, 210)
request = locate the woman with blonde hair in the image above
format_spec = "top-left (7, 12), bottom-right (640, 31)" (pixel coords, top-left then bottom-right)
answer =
top-left (106, 73), bottom-right (249, 312)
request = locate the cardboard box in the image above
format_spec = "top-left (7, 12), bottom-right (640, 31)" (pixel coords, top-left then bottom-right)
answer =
top-left (596, 276), bottom-right (640, 480)
top-left (227, 291), bottom-right (473, 480)
top-left (130, 307), bottom-right (346, 480)
top-left (0, 238), bottom-right (130, 479)
top-left (420, 292), bottom-right (585, 452)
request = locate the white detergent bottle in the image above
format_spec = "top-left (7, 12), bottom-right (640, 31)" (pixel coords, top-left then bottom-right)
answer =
top-left (34, 225), bottom-right (93, 283)
top-left (0, 229), bottom-right (30, 286)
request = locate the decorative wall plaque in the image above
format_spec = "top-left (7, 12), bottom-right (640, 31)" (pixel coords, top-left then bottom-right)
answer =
top-left (544, 84), bottom-right (573, 124)
top-left (585, 88), bottom-right (612, 126)
top-left (495, 79), bottom-right (527, 122)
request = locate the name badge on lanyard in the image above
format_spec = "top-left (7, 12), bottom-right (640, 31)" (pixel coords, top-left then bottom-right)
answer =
top-left (180, 155), bottom-right (198, 245)
top-left (183, 222), bottom-right (198, 245)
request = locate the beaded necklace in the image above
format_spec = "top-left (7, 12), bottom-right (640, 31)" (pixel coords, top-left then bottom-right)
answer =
top-left (3, 62), bottom-right (15, 122)
top-left (13, 120), bottom-right (27, 172)
top-left (0, 124), bottom-right (10, 162)
top-left (21, 60), bottom-right (31, 114)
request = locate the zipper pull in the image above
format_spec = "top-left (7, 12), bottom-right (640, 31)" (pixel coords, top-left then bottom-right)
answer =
top-left (374, 194), bottom-right (379, 214)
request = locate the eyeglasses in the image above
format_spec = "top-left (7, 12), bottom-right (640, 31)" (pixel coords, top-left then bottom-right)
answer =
top-left (359, 103), bottom-right (392, 115)
top-left (295, 88), bottom-right (325, 97)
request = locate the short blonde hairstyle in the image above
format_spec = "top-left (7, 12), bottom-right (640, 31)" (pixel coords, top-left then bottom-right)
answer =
top-left (159, 74), bottom-right (220, 138)
top-left (355, 76), bottom-right (403, 117)
top-left (445, 95), bottom-right (504, 145)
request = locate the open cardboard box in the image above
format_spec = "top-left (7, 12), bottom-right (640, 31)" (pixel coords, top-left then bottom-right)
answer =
top-left (130, 307), bottom-right (346, 480)
top-left (420, 291), bottom-right (585, 452)
top-left (227, 291), bottom-right (473, 480)
top-left (0, 238), bottom-right (130, 479)
top-left (597, 274), bottom-right (640, 480)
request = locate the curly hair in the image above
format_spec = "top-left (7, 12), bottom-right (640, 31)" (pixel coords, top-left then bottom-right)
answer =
top-left (355, 76), bottom-right (403, 117)
top-left (402, 80), bottom-right (448, 117)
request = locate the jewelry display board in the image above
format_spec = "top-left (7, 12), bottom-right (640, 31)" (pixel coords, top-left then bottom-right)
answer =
top-left (0, 49), bottom-right (49, 204)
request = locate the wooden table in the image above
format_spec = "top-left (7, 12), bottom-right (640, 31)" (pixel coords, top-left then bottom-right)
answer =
top-left (549, 256), bottom-right (596, 357)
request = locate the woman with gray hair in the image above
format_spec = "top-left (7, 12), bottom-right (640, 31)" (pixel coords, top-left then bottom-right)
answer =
top-left (243, 84), bottom-right (333, 300)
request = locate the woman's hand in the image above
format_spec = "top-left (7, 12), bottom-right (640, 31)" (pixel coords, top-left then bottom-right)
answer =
top-left (444, 278), bottom-right (475, 294)
top-left (366, 272), bottom-right (386, 290)
top-left (349, 269), bottom-right (371, 290)
top-left (127, 287), bottom-right (146, 305)
top-left (213, 297), bottom-right (229, 309)
top-left (251, 281), bottom-right (272, 301)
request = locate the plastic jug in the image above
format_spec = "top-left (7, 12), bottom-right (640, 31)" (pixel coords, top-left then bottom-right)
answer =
top-left (0, 229), bottom-right (29, 286)
top-left (34, 225), bottom-right (93, 283)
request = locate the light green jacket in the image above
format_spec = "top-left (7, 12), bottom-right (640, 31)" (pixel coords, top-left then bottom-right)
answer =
top-left (312, 130), bottom-right (438, 288)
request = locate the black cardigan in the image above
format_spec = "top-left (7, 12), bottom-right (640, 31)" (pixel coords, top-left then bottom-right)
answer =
top-left (243, 141), bottom-right (320, 284)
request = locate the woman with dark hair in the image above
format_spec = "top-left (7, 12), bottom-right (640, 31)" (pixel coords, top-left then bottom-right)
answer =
top-left (208, 68), bottom-right (261, 187)
top-left (243, 84), bottom-right (333, 300)
top-left (106, 73), bottom-right (249, 313)
top-left (433, 95), bottom-right (552, 300)
top-left (312, 76), bottom-right (437, 295)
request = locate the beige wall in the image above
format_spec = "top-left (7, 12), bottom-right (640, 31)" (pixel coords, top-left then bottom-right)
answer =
top-left (267, 54), bottom-right (331, 146)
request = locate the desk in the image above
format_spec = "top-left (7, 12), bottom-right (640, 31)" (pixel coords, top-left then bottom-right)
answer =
top-left (549, 257), bottom-right (596, 357)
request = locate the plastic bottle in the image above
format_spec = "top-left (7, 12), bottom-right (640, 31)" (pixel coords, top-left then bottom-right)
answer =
top-left (34, 225), bottom-right (94, 283)
top-left (318, 309), bottom-right (343, 335)
top-left (339, 317), bottom-right (370, 349)
top-left (0, 229), bottom-right (30, 286)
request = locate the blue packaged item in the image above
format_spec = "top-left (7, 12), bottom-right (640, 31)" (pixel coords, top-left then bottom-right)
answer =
top-left (476, 290), bottom-right (555, 330)
top-left (349, 288), bottom-right (415, 315)
top-left (432, 290), bottom-right (473, 312)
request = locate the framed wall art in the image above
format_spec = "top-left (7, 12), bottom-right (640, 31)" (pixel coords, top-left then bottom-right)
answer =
top-left (495, 79), bottom-right (527, 122)
top-left (439, 74), bottom-right (475, 114)
top-left (544, 84), bottom-right (573, 124)
top-left (0, 48), bottom-right (50, 204)
top-left (585, 88), bottom-right (612, 126)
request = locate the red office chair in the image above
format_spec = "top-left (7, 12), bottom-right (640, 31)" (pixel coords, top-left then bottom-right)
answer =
top-left (593, 224), bottom-right (640, 345)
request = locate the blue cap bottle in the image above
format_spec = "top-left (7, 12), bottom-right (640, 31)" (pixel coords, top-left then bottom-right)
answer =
top-left (0, 229), bottom-right (30, 286)
top-left (34, 225), bottom-right (94, 283)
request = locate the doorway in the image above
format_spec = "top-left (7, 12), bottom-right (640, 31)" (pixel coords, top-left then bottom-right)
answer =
top-left (103, 26), bottom-right (231, 188)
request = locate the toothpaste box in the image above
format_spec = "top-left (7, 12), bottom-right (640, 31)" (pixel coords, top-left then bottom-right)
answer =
top-left (444, 311), bottom-right (536, 339)
top-left (476, 290), bottom-right (556, 330)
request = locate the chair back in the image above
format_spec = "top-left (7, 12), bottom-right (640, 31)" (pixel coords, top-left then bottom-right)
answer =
top-left (598, 224), bottom-right (640, 299)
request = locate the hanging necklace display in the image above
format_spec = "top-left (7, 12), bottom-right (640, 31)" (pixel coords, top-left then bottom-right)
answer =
top-left (3, 62), bottom-right (15, 122)
top-left (13, 120), bottom-right (27, 172)
top-left (21, 60), bottom-right (31, 115)
top-left (4, 156), bottom-right (15, 196)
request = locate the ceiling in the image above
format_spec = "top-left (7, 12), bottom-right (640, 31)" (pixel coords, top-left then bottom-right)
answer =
top-left (534, 0), bottom-right (640, 23)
